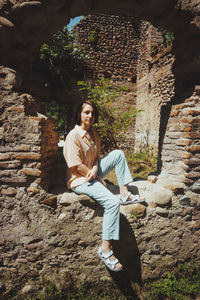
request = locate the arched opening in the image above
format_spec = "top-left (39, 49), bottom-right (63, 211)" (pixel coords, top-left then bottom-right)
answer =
top-left (0, 2), bottom-right (200, 298)
top-left (0, 2), bottom-right (200, 192)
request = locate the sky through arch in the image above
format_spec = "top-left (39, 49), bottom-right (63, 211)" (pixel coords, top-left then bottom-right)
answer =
top-left (67, 16), bottom-right (82, 31)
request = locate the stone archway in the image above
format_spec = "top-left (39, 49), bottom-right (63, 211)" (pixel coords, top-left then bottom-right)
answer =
top-left (0, 0), bottom-right (200, 190)
top-left (0, 1), bottom-right (200, 298)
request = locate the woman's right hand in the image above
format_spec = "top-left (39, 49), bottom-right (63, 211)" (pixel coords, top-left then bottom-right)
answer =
top-left (86, 170), bottom-right (106, 187)
top-left (86, 168), bottom-right (97, 182)
top-left (96, 176), bottom-right (107, 186)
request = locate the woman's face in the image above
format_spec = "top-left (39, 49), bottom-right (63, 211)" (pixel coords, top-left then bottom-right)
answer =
top-left (80, 103), bottom-right (95, 130)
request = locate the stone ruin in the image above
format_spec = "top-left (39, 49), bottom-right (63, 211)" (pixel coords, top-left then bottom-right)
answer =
top-left (0, 0), bottom-right (200, 298)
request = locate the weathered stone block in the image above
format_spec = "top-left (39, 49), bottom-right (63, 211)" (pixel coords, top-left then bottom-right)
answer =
top-left (185, 158), bottom-right (200, 165)
top-left (77, 194), bottom-right (98, 209)
top-left (58, 192), bottom-right (77, 206)
top-left (158, 179), bottom-right (185, 192)
top-left (0, 153), bottom-right (11, 160)
top-left (0, 170), bottom-right (11, 177)
top-left (27, 186), bottom-right (40, 194)
top-left (125, 203), bottom-right (146, 217)
top-left (175, 139), bottom-right (192, 146)
top-left (13, 153), bottom-right (41, 160)
top-left (41, 195), bottom-right (57, 208)
top-left (186, 145), bottom-right (200, 153)
top-left (147, 175), bottom-right (157, 183)
top-left (0, 16), bottom-right (15, 27)
top-left (19, 168), bottom-right (41, 176)
top-left (182, 108), bottom-right (200, 116)
top-left (0, 161), bottom-right (21, 169)
top-left (191, 182), bottom-right (200, 193)
top-left (1, 187), bottom-right (17, 196)
top-left (151, 187), bottom-right (172, 206)
top-left (0, 176), bottom-right (27, 183)
top-left (186, 172), bottom-right (200, 178)
top-left (170, 110), bottom-right (179, 117)
top-left (7, 106), bottom-right (24, 113)
top-left (155, 206), bottom-right (169, 216)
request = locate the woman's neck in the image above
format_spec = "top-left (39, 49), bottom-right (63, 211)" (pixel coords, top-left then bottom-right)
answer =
top-left (80, 124), bottom-right (91, 131)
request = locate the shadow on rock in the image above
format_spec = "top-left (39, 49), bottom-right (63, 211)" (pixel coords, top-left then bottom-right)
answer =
top-left (108, 214), bottom-right (142, 299)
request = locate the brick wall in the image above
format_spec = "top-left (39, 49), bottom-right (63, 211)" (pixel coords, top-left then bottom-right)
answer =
top-left (161, 89), bottom-right (200, 190)
top-left (0, 68), bottom-right (59, 195)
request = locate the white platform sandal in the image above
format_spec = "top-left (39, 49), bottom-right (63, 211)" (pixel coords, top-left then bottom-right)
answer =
top-left (120, 192), bottom-right (145, 205)
top-left (97, 247), bottom-right (122, 272)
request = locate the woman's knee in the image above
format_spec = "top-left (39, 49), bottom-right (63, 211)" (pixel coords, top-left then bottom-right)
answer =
top-left (106, 197), bottom-right (120, 212)
top-left (111, 149), bottom-right (125, 160)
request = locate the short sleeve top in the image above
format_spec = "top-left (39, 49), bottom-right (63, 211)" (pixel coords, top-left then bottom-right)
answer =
top-left (63, 125), bottom-right (101, 189)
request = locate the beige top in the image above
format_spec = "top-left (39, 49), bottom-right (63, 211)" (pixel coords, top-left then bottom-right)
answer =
top-left (63, 125), bottom-right (101, 189)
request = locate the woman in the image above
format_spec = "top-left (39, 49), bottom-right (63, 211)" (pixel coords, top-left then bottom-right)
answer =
top-left (63, 100), bottom-right (143, 272)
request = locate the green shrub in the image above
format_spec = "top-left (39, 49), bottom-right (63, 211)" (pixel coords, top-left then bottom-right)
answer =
top-left (144, 262), bottom-right (200, 300)
top-left (126, 147), bottom-right (157, 178)
top-left (77, 78), bottom-right (139, 152)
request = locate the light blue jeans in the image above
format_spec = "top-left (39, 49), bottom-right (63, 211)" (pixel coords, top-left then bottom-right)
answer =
top-left (72, 150), bottom-right (133, 241)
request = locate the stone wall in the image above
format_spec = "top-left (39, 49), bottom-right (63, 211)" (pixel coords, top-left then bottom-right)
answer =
top-left (75, 14), bottom-right (141, 81)
top-left (0, 177), bottom-right (199, 298)
top-left (1, 0), bottom-right (200, 297)
top-left (135, 25), bottom-right (175, 154)
top-left (0, 67), bottom-right (59, 194)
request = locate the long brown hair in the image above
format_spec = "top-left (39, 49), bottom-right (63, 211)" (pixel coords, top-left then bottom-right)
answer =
top-left (75, 100), bottom-right (99, 125)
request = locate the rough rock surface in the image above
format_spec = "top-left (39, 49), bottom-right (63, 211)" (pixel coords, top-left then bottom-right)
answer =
top-left (1, 0), bottom-right (200, 298)
top-left (0, 180), bottom-right (200, 298)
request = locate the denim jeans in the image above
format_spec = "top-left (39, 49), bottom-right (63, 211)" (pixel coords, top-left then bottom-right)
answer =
top-left (72, 150), bottom-right (133, 240)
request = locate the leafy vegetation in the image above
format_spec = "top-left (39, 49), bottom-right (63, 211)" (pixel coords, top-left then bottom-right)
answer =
top-left (77, 78), bottom-right (138, 152)
top-left (150, 28), bottom-right (174, 57)
top-left (39, 26), bottom-right (88, 86)
top-left (88, 29), bottom-right (98, 46)
top-left (126, 147), bottom-right (157, 179)
top-left (27, 278), bottom-right (125, 300)
top-left (160, 29), bottom-right (174, 47)
top-left (26, 262), bottom-right (200, 300)
top-left (143, 262), bottom-right (200, 300)
top-left (39, 26), bottom-right (88, 134)
top-left (44, 100), bottom-right (70, 134)
top-left (104, 147), bottom-right (157, 185)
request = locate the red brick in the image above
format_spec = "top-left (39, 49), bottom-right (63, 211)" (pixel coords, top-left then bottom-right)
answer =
top-left (7, 106), bottom-right (24, 113)
top-left (14, 145), bottom-right (30, 152)
top-left (0, 153), bottom-right (11, 160)
top-left (183, 127), bottom-right (192, 132)
top-left (181, 118), bottom-right (193, 124)
top-left (0, 170), bottom-right (11, 177)
top-left (41, 195), bottom-right (57, 208)
top-left (185, 158), bottom-right (200, 165)
top-left (170, 110), bottom-right (179, 117)
top-left (0, 176), bottom-right (27, 183)
top-left (186, 172), bottom-right (200, 178)
top-left (19, 168), bottom-right (41, 177)
top-left (186, 145), bottom-right (200, 153)
top-left (182, 108), bottom-right (200, 116)
top-left (0, 145), bottom-right (30, 152)
top-left (175, 139), bottom-right (192, 146)
top-left (13, 153), bottom-right (41, 160)
top-left (34, 178), bottom-right (42, 184)
top-left (175, 103), bottom-right (194, 109)
top-left (29, 116), bottom-right (45, 122)
top-left (0, 161), bottom-right (21, 169)
top-left (180, 132), bottom-right (200, 139)
top-left (24, 242), bottom-right (44, 250)
top-left (181, 117), bottom-right (200, 124)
